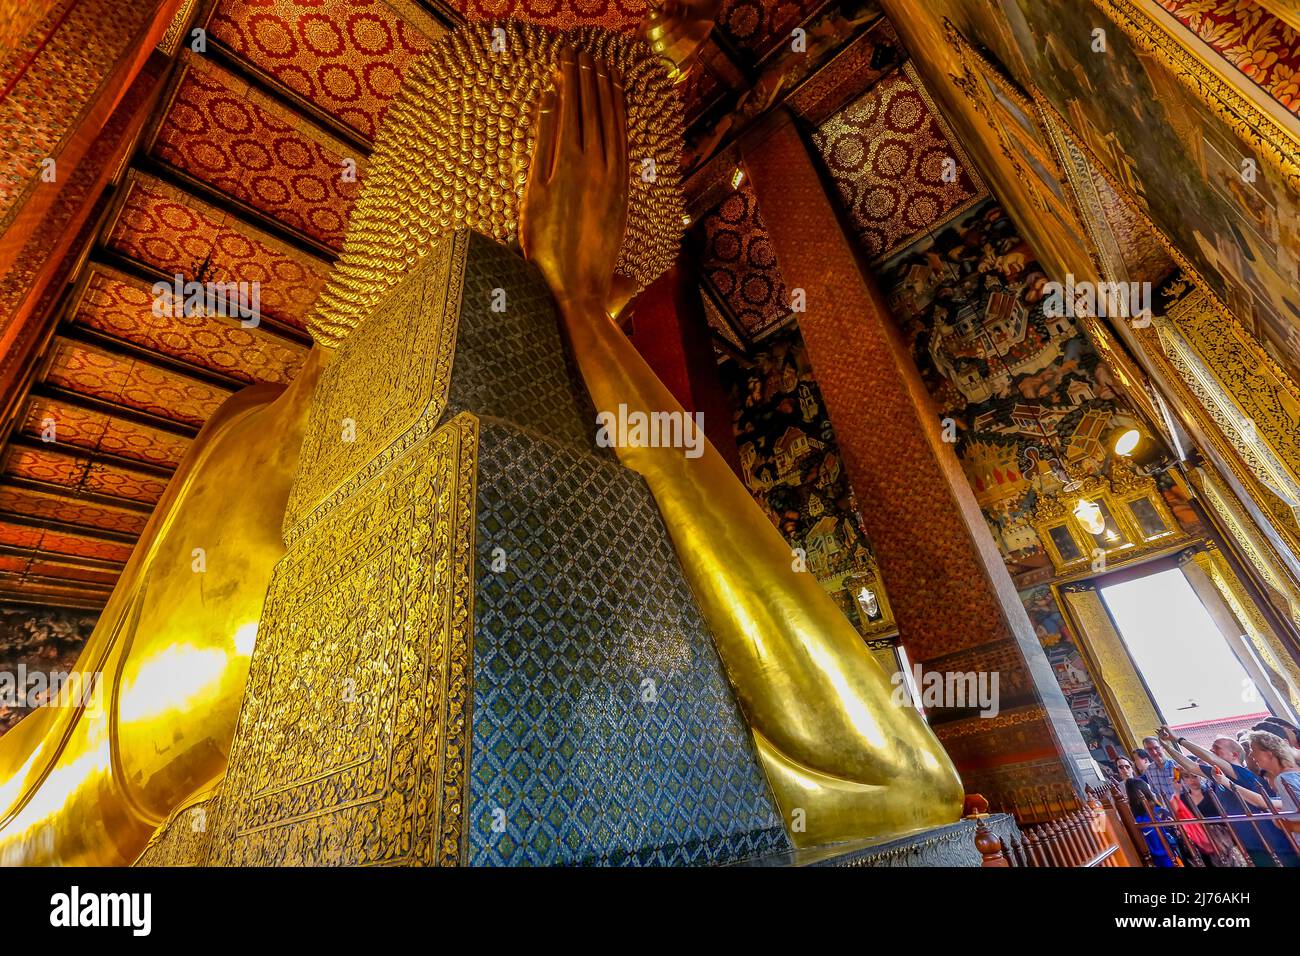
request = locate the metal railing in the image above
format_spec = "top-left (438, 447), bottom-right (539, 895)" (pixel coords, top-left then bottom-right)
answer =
top-left (1117, 771), bottom-right (1300, 867)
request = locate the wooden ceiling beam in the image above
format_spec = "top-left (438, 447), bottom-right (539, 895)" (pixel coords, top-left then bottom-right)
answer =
top-left (0, 543), bottom-right (126, 573)
top-left (9, 433), bottom-right (176, 480)
top-left (414, 0), bottom-right (466, 31)
top-left (54, 325), bottom-right (245, 394)
top-left (133, 155), bottom-right (339, 265)
top-left (0, 571), bottom-right (115, 592)
top-left (200, 38), bottom-right (373, 158)
top-left (1, 475), bottom-right (156, 515)
top-left (89, 248), bottom-right (315, 349)
top-left (0, 509), bottom-right (138, 546)
top-left (0, 588), bottom-right (109, 611)
top-left (28, 382), bottom-right (200, 440)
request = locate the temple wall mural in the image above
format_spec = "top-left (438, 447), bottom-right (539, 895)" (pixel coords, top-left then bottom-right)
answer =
top-left (979, 0), bottom-right (1300, 386)
top-left (0, 603), bottom-right (99, 734)
top-left (1020, 583), bottom-right (1124, 767)
top-left (878, 197), bottom-right (1129, 577)
top-left (718, 324), bottom-right (890, 635)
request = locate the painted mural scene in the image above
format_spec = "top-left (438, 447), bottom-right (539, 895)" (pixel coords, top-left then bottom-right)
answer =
top-left (2, 0), bottom-right (1300, 917)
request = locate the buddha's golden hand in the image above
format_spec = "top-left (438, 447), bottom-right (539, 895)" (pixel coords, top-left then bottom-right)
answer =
top-left (520, 47), bottom-right (629, 317)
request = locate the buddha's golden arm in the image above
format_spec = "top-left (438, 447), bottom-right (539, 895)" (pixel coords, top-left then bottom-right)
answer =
top-left (0, 350), bottom-right (328, 865)
top-left (521, 49), bottom-right (963, 845)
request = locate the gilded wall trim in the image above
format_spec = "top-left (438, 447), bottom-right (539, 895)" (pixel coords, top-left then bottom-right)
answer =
top-left (1092, 0), bottom-right (1300, 191)
top-left (1192, 466), bottom-right (1300, 634)
top-left (1257, 0), bottom-right (1300, 33)
top-left (1186, 546), bottom-right (1300, 714)
top-left (1155, 286), bottom-right (1300, 514)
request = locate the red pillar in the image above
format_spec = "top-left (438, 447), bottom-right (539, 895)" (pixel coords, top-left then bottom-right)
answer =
top-left (627, 254), bottom-right (742, 475)
top-left (741, 110), bottom-right (1096, 803)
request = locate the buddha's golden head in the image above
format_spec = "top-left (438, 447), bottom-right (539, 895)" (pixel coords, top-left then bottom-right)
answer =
top-left (308, 21), bottom-right (688, 347)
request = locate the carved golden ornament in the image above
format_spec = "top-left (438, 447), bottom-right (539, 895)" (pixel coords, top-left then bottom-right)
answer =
top-left (1156, 283), bottom-right (1300, 513)
top-left (288, 233), bottom-right (469, 536)
top-left (133, 777), bottom-right (223, 867)
top-left (307, 21), bottom-right (685, 347)
top-left (1031, 462), bottom-right (1184, 574)
top-left (1191, 465), bottom-right (1300, 635)
top-left (212, 414), bottom-right (478, 866)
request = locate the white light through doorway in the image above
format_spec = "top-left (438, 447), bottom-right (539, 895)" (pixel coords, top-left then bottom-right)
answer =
top-left (1100, 568), bottom-right (1258, 725)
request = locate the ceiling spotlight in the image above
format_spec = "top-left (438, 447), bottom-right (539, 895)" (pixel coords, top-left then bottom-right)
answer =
top-left (1113, 428), bottom-right (1141, 457)
top-left (1107, 423), bottom-right (1175, 475)
top-left (681, 213), bottom-right (693, 227)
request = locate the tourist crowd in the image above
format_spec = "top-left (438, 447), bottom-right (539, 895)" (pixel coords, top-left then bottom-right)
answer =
top-left (1107, 718), bottom-right (1300, 866)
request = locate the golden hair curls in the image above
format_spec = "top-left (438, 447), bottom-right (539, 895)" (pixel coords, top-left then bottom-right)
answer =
top-left (308, 21), bottom-right (685, 347)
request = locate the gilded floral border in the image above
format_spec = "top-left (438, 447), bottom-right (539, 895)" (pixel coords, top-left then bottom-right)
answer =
top-left (1093, 0), bottom-right (1300, 191)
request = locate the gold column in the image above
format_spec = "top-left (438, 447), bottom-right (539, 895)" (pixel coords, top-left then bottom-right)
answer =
top-left (1193, 466), bottom-right (1300, 635)
top-left (1059, 584), bottom-right (1159, 751)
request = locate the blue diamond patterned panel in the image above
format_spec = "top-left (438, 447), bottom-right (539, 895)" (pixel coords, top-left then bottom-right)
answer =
top-left (469, 423), bottom-right (791, 865)
top-left (437, 233), bottom-right (790, 866)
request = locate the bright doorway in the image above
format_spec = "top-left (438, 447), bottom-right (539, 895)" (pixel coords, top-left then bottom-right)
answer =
top-left (1099, 566), bottom-right (1273, 742)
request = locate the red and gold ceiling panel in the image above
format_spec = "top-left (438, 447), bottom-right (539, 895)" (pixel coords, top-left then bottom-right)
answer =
top-left (206, 0), bottom-right (445, 140)
top-left (21, 396), bottom-right (192, 470)
top-left (0, 486), bottom-right (148, 536)
top-left (19, 396), bottom-right (116, 455)
top-left (106, 172), bottom-right (331, 330)
top-left (699, 179), bottom-right (792, 342)
top-left (70, 266), bottom-right (309, 386)
top-left (3, 446), bottom-right (89, 489)
top-left (445, 0), bottom-right (651, 32)
top-left (4, 446), bottom-right (169, 506)
top-left (0, 521), bottom-right (43, 552)
top-left (812, 64), bottom-right (984, 261)
top-left (0, 522), bottom-right (135, 564)
top-left (786, 15), bottom-right (901, 126)
top-left (717, 0), bottom-right (826, 61)
top-left (44, 339), bottom-right (234, 428)
top-left (79, 463), bottom-right (169, 505)
top-left (149, 54), bottom-right (364, 250)
top-left (0, 0), bottom-right (152, 223)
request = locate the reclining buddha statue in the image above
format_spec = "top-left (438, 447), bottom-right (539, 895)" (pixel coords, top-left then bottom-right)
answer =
top-left (0, 6), bottom-right (962, 866)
